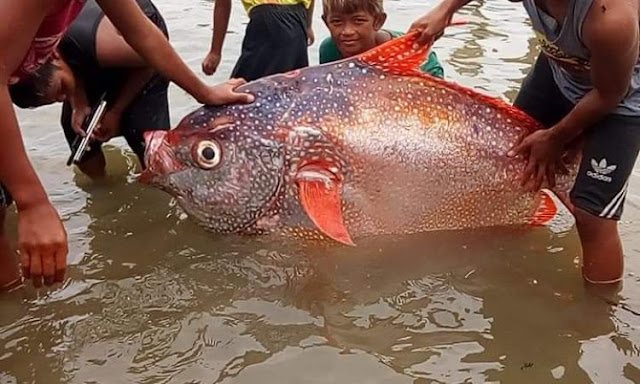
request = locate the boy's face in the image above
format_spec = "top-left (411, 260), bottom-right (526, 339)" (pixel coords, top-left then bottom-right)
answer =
top-left (323, 10), bottom-right (386, 58)
top-left (35, 53), bottom-right (75, 107)
top-left (42, 62), bottom-right (73, 105)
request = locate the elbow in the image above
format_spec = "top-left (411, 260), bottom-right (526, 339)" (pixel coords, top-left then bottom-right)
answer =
top-left (596, 89), bottom-right (628, 112)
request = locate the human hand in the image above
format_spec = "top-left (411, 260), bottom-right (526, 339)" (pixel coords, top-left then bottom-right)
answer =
top-left (198, 78), bottom-right (254, 106)
top-left (508, 129), bottom-right (566, 191)
top-left (307, 27), bottom-right (315, 46)
top-left (409, 6), bottom-right (453, 47)
top-left (71, 102), bottom-right (91, 137)
top-left (202, 51), bottom-right (222, 76)
top-left (18, 201), bottom-right (68, 287)
top-left (92, 109), bottom-right (122, 142)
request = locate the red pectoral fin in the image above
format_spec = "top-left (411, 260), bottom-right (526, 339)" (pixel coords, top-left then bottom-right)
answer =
top-left (297, 167), bottom-right (355, 246)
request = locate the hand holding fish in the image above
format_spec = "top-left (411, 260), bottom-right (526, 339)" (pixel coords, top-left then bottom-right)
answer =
top-left (410, 0), bottom-right (475, 47)
top-left (409, 7), bottom-right (453, 47)
top-left (198, 78), bottom-right (255, 106)
top-left (508, 128), bottom-right (565, 191)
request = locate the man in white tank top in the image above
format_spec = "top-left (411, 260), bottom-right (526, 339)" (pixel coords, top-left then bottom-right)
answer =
top-left (410, 0), bottom-right (640, 285)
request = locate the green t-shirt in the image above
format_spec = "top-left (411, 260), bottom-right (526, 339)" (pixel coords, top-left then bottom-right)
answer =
top-left (319, 30), bottom-right (444, 78)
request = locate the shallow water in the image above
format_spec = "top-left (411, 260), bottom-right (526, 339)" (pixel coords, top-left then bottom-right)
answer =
top-left (2, 0), bottom-right (640, 383)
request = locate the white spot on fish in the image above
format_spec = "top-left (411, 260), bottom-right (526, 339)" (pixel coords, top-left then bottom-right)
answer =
top-left (326, 73), bottom-right (334, 84)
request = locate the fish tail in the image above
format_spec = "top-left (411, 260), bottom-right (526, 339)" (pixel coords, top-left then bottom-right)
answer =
top-left (528, 189), bottom-right (575, 233)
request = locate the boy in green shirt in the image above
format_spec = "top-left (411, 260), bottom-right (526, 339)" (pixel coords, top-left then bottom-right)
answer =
top-left (319, 0), bottom-right (444, 78)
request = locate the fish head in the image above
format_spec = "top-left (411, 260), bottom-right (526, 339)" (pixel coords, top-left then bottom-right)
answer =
top-left (140, 113), bottom-right (285, 233)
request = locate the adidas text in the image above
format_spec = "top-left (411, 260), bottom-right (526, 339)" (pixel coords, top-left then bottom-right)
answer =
top-left (587, 170), bottom-right (612, 183)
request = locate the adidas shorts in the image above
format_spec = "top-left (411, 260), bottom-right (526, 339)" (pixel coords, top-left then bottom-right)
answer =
top-left (514, 54), bottom-right (640, 221)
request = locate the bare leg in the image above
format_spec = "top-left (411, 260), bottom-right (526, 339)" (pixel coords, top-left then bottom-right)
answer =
top-left (575, 207), bottom-right (624, 284)
top-left (0, 209), bottom-right (21, 291)
top-left (77, 151), bottom-right (107, 180)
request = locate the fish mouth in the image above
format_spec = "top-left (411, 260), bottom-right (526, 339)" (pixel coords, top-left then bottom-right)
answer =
top-left (139, 130), bottom-right (182, 184)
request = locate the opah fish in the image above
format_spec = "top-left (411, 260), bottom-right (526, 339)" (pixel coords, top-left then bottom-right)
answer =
top-left (140, 33), bottom-right (579, 245)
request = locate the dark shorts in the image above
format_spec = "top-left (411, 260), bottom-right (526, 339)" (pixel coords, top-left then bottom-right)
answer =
top-left (0, 185), bottom-right (11, 208)
top-left (61, 74), bottom-right (170, 166)
top-left (514, 54), bottom-right (640, 220)
top-left (231, 4), bottom-right (309, 82)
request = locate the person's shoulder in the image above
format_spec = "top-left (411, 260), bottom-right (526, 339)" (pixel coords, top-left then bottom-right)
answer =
top-left (584, 0), bottom-right (638, 49)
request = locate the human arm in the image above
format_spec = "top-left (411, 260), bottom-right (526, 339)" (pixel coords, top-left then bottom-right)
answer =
top-left (0, 0), bottom-right (69, 287)
top-left (545, 9), bottom-right (638, 144)
top-left (306, 0), bottom-right (315, 46)
top-left (510, 4), bottom-right (639, 190)
top-left (92, 68), bottom-right (154, 142)
top-left (409, 0), bottom-right (473, 46)
top-left (91, 17), bottom-right (155, 141)
top-left (202, 0), bottom-right (231, 76)
top-left (96, 0), bottom-right (252, 105)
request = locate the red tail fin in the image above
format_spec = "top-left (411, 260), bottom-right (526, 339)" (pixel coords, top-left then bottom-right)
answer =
top-left (529, 190), bottom-right (559, 226)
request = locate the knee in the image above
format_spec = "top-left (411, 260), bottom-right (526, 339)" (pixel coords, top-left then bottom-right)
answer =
top-left (573, 208), bottom-right (624, 284)
top-left (573, 207), bottom-right (610, 236)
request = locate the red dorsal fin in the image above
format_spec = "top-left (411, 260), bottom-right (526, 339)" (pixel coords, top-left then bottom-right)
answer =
top-left (357, 25), bottom-right (543, 134)
top-left (358, 31), bottom-right (434, 75)
top-left (296, 165), bottom-right (355, 246)
top-left (358, 21), bottom-right (466, 75)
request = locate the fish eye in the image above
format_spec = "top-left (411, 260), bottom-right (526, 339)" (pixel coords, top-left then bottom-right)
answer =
top-left (194, 140), bottom-right (221, 169)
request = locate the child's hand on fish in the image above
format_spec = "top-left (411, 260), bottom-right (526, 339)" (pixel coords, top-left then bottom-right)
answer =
top-left (508, 129), bottom-right (565, 192)
top-left (199, 78), bottom-right (255, 106)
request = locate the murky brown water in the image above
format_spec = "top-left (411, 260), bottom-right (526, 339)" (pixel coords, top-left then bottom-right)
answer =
top-left (2, 0), bottom-right (640, 383)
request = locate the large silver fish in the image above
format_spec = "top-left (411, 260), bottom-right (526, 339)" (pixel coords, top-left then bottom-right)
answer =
top-left (140, 32), bottom-right (579, 245)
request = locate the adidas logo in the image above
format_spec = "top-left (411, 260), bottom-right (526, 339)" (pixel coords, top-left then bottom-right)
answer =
top-left (587, 158), bottom-right (617, 183)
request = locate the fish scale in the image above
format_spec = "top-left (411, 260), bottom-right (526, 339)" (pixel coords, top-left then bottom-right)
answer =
top-left (140, 32), bottom-right (579, 245)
